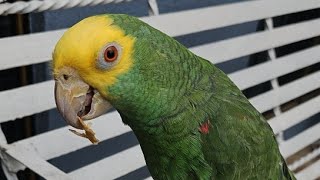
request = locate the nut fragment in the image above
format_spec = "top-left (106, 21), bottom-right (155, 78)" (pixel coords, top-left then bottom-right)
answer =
top-left (69, 117), bottom-right (99, 144)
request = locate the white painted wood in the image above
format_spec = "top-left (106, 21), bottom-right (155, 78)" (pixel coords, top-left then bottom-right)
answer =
top-left (263, 17), bottom-right (284, 143)
top-left (0, 151), bottom-right (25, 176)
top-left (0, 81), bottom-right (55, 123)
top-left (1, 4), bottom-right (320, 71)
top-left (0, 29), bottom-right (64, 71)
top-left (69, 145), bottom-right (146, 180)
top-left (289, 147), bottom-right (320, 170)
top-left (0, 129), bottom-right (23, 180)
top-left (268, 95), bottom-right (320, 135)
top-left (191, 18), bottom-right (320, 64)
top-left (11, 111), bottom-right (130, 160)
top-left (250, 71), bottom-right (320, 113)
top-left (142, 0), bottom-right (320, 37)
top-left (1, 163), bottom-right (18, 180)
top-left (147, 0), bottom-right (159, 16)
top-left (280, 123), bottom-right (320, 158)
top-left (4, 144), bottom-right (71, 180)
top-left (296, 159), bottom-right (320, 180)
top-left (229, 45), bottom-right (320, 90)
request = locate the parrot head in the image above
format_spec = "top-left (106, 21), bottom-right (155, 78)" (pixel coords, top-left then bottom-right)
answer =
top-left (53, 14), bottom-right (191, 129)
top-left (53, 14), bottom-right (134, 129)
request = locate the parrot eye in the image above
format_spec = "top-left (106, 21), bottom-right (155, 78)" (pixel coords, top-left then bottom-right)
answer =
top-left (97, 42), bottom-right (122, 70)
top-left (104, 46), bottom-right (118, 62)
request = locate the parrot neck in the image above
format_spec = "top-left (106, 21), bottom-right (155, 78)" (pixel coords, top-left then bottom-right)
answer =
top-left (131, 121), bottom-right (213, 179)
top-left (111, 55), bottom-right (218, 179)
top-left (121, 91), bottom-right (216, 179)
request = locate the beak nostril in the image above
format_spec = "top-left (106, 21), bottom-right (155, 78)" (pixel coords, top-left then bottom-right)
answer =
top-left (63, 74), bottom-right (69, 80)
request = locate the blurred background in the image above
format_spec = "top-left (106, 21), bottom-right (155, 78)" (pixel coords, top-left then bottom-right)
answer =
top-left (0, 0), bottom-right (319, 179)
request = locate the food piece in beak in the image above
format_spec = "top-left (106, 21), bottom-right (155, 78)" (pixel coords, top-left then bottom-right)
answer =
top-left (69, 117), bottom-right (99, 144)
top-left (54, 67), bottom-right (112, 144)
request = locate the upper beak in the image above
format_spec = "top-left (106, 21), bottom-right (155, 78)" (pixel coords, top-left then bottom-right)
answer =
top-left (54, 76), bottom-right (112, 129)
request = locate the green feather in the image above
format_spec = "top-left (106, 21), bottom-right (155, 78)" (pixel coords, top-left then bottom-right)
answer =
top-left (105, 14), bottom-right (295, 180)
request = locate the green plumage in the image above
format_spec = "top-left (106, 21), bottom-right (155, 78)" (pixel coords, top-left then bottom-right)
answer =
top-left (105, 14), bottom-right (295, 180)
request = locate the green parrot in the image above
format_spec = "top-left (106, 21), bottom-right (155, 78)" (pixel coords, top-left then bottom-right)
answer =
top-left (53, 14), bottom-right (296, 179)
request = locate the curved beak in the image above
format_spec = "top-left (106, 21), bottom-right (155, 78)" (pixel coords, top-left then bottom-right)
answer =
top-left (54, 74), bottom-right (112, 129)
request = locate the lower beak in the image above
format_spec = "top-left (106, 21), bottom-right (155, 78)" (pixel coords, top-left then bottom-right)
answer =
top-left (54, 79), bottom-right (112, 129)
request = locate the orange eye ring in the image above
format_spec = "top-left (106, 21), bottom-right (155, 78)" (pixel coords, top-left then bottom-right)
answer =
top-left (104, 46), bottom-right (118, 62)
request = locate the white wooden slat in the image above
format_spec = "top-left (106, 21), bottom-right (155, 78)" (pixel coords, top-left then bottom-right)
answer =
top-left (191, 18), bottom-right (320, 64)
top-left (0, 129), bottom-right (21, 180)
top-left (280, 123), bottom-right (320, 158)
top-left (69, 145), bottom-right (146, 180)
top-left (1, 1), bottom-right (320, 71)
top-left (263, 18), bottom-right (283, 142)
top-left (229, 45), bottom-right (320, 90)
top-left (289, 148), bottom-right (320, 170)
top-left (11, 111), bottom-right (130, 160)
top-left (296, 159), bottom-right (320, 180)
top-left (1, 163), bottom-right (18, 180)
top-left (142, 0), bottom-right (320, 37)
top-left (0, 29), bottom-right (63, 71)
top-left (0, 81), bottom-right (54, 123)
top-left (268, 95), bottom-right (320, 135)
top-left (4, 145), bottom-right (71, 180)
top-left (250, 70), bottom-right (320, 113)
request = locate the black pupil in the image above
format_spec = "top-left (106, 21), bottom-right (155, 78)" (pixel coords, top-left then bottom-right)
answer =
top-left (107, 49), bottom-right (115, 59)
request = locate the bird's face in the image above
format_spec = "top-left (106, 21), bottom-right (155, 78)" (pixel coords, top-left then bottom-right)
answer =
top-left (53, 15), bottom-right (136, 129)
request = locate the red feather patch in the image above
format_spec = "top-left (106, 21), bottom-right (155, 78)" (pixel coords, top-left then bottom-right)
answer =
top-left (199, 120), bottom-right (210, 134)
